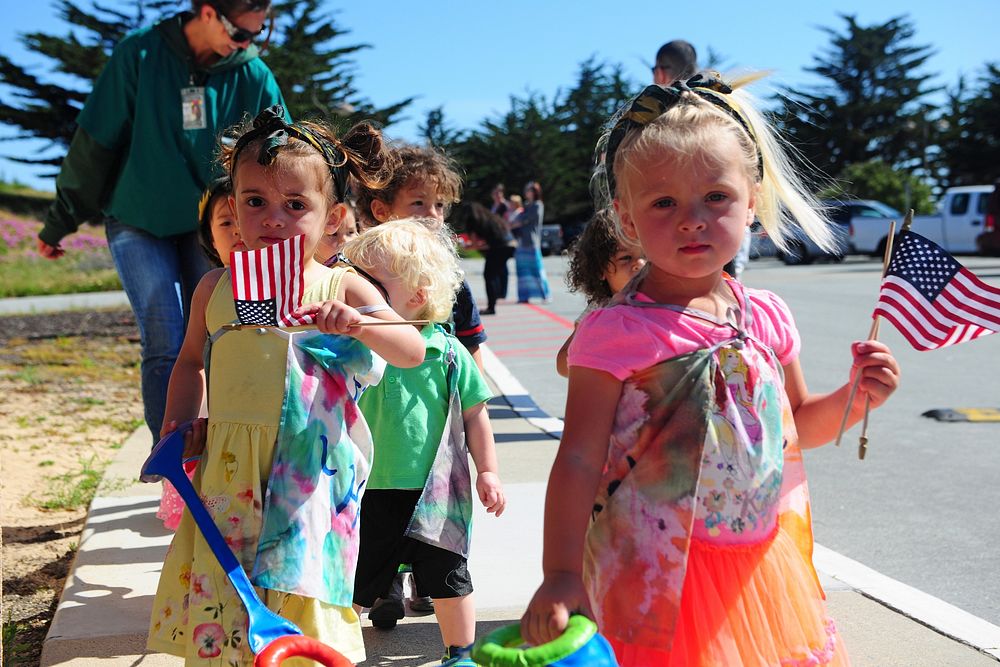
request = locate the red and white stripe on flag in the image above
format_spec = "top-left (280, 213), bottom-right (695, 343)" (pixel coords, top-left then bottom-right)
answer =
top-left (873, 231), bottom-right (1000, 351)
top-left (230, 234), bottom-right (314, 327)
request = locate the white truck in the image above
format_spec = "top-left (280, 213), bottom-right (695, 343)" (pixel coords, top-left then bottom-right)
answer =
top-left (850, 185), bottom-right (992, 256)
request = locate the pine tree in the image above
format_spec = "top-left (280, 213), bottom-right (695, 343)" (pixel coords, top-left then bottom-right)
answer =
top-left (0, 0), bottom-right (410, 179)
top-left (419, 106), bottom-right (465, 151)
top-left (0, 0), bottom-right (173, 172)
top-left (774, 14), bottom-right (940, 181)
top-left (935, 64), bottom-right (1000, 186)
top-left (453, 59), bottom-right (634, 226)
top-left (264, 0), bottom-right (410, 130)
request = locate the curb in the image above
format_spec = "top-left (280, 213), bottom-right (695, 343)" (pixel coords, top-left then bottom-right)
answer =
top-left (0, 290), bottom-right (130, 315)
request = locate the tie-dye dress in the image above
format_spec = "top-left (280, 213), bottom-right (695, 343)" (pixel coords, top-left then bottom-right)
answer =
top-left (147, 267), bottom-right (381, 665)
top-left (568, 278), bottom-right (848, 667)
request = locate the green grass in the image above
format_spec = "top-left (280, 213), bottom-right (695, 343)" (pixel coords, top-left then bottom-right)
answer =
top-left (2, 611), bottom-right (31, 660)
top-left (31, 455), bottom-right (107, 511)
top-left (0, 254), bottom-right (121, 297)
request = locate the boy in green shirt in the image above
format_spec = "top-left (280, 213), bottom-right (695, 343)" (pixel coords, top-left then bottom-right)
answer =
top-left (344, 220), bottom-right (505, 666)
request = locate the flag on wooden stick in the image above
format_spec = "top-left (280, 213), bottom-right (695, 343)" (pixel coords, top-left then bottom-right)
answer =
top-left (230, 235), bottom-right (314, 327)
top-left (874, 230), bottom-right (1000, 350)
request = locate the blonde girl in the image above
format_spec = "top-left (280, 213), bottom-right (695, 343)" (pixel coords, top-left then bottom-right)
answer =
top-left (521, 75), bottom-right (900, 666)
top-left (147, 105), bottom-right (424, 665)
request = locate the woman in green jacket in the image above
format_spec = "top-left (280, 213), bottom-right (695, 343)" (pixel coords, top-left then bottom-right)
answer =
top-left (38, 0), bottom-right (286, 442)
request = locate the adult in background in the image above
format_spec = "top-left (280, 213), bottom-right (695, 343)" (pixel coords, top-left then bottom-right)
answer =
top-left (453, 202), bottom-right (515, 315)
top-left (37, 0), bottom-right (286, 442)
top-left (651, 39), bottom-right (698, 85)
top-left (510, 180), bottom-right (551, 303)
top-left (490, 183), bottom-right (511, 219)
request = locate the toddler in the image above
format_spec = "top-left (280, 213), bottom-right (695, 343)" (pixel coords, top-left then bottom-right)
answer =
top-left (344, 220), bottom-right (505, 666)
top-left (147, 106), bottom-right (425, 665)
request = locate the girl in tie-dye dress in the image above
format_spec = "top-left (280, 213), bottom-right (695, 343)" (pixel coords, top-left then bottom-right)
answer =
top-left (521, 74), bottom-right (901, 666)
top-left (147, 108), bottom-right (425, 664)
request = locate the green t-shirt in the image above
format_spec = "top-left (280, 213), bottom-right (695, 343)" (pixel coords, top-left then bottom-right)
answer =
top-left (360, 325), bottom-right (493, 489)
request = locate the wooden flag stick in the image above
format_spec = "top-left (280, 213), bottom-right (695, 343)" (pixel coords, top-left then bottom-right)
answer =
top-left (834, 214), bottom-right (904, 451)
top-left (222, 319), bottom-right (429, 331)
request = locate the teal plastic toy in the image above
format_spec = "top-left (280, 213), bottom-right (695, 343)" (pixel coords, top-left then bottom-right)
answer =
top-left (471, 615), bottom-right (618, 667)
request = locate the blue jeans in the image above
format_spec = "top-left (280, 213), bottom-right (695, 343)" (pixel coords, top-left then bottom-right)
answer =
top-left (106, 219), bottom-right (213, 443)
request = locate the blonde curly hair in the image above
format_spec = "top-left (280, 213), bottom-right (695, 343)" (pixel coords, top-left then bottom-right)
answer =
top-left (342, 218), bottom-right (462, 323)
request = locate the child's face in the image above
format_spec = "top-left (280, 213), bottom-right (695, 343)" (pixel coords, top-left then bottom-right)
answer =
top-left (378, 178), bottom-right (449, 223)
top-left (209, 198), bottom-right (245, 267)
top-left (231, 156), bottom-right (334, 254)
top-left (315, 205), bottom-right (359, 263)
top-left (603, 244), bottom-right (645, 294)
top-left (615, 134), bottom-right (754, 282)
top-left (355, 257), bottom-right (424, 320)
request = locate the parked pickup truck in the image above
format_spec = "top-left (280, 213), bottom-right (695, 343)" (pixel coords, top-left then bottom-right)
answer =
top-left (850, 185), bottom-right (992, 256)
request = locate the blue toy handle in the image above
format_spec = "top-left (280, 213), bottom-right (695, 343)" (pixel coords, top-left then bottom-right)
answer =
top-left (471, 615), bottom-right (618, 667)
top-left (140, 423), bottom-right (302, 655)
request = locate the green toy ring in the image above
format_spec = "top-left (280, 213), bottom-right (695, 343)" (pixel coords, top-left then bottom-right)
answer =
top-left (471, 615), bottom-right (597, 667)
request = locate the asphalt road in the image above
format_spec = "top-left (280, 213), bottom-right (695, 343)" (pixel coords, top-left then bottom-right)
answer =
top-left (463, 252), bottom-right (1000, 626)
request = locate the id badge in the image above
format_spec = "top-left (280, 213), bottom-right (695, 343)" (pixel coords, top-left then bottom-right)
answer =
top-left (181, 86), bottom-right (207, 130)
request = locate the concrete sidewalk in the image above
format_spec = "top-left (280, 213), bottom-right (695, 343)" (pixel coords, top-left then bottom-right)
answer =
top-left (36, 341), bottom-right (1000, 665)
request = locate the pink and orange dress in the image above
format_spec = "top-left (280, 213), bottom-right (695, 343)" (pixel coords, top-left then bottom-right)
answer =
top-left (569, 276), bottom-right (848, 667)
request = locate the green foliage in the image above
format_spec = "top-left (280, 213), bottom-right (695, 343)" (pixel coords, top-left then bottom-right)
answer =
top-left (774, 14), bottom-right (939, 180)
top-left (454, 58), bottom-right (634, 227)
top-left (420, 106), bottom-right (466, 151)
top-left (0, 214), bottom-right (120, 296)
top-left (31, 454), bottom-right (107, 511)
top-left (820, 159), bottom-right (935, 214)
top-left (265, 0), bottom-right (411, 129)
top-left (934, 63), bottom-right (1000, 187)
top-left (0, 1), bottom-right (175, 173)
top-left (0, 0), bottom-right (409, 180)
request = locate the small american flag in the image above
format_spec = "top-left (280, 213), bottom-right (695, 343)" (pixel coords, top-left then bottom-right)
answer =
top-left (230, 235), bottom-right (314, 327)
top-left (874, 230), bottom-right (1000, 350)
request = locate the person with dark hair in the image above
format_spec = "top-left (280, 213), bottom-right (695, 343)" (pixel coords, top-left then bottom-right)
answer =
top-left (490, 183), bottom-right (511, 218)
top-left (453, 202), bottom-right (516, 315)
top-left (652, 39), bottom-right (699, 85)
top-left (37, 0), bottom-right (286, 443)
top-left (510, 180), bottom-right (551, 303)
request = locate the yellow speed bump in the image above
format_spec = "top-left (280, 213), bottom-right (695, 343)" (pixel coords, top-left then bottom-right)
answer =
top-left (922, 408), bottom-right (1000, 422)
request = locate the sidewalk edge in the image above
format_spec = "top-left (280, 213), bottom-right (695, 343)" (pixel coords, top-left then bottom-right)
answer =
top-left (480, 343), bottom-right (563, 439)
top-left (815, 544), bottom-right (1000, 659)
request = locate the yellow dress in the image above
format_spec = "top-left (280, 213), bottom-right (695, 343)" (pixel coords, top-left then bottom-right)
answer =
top-left (147, 267), bottom-right (366, 665)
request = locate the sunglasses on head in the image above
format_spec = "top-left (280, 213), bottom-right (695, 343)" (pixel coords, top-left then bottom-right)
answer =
top-left (217, 10), bottom-right (266, 43)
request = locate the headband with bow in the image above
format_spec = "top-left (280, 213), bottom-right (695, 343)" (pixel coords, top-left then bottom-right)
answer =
top-left (231, 105), bottom-right (351, 201)
top-left (603, 73), bottom-right (763, 197)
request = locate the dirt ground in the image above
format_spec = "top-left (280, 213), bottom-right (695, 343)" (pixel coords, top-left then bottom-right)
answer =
top-left (1, 308), bottom-right (143, 665)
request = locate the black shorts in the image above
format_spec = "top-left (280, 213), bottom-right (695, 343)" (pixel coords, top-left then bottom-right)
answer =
top-left (353, 489), bottom-right (473, 607)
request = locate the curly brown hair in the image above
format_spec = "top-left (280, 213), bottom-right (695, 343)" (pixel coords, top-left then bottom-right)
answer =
top-left (355, 144), bottom-right (463, 225)
top-left (566, 208), bottom-right (628, 306)
top-left (218, 115), bottom-right (397, 207)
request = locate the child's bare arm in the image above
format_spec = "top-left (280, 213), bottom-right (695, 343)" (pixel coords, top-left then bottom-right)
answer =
top-left (161, 270), bottom-right (222, 447)
top-left (297, 272), bottom-right (425, 368)
top-left (463, 402), bottom-right (504, 516)
top-left (521, 367), bottom-right (621, 646)
top-left (786, 340), bottom-right (901, 448)
top-left (555, 327), bottom-right (577, 378)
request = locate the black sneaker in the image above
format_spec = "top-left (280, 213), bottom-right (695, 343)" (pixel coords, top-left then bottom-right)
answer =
top-left (368, 573), bottom-right (405, 629)
top-left (368, 595), bottom-right (405, 629)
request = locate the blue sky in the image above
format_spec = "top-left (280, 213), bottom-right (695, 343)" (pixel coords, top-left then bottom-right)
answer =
top-left (2, 0), bottom-right (997, 191)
